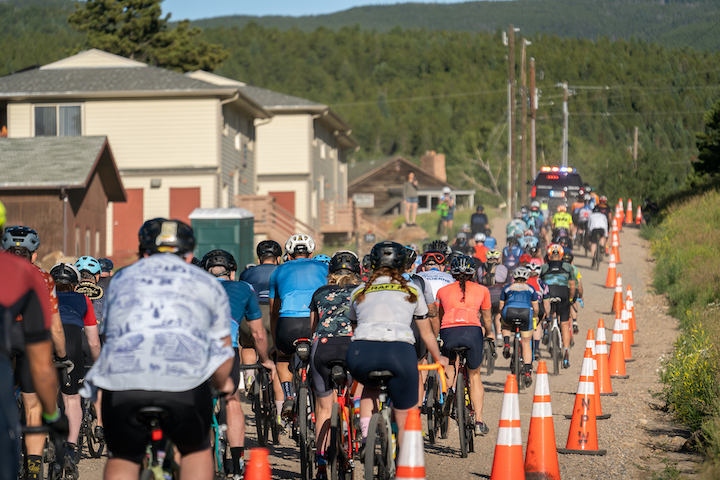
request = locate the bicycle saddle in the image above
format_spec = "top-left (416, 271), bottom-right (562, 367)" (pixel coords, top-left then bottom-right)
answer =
top-left (548, 297), bottom-right (563, 303)
top-left (451, 346), bottom-right (470, 354)
top-left (135, 406), bottom-right (170, 425)
top-left (368, 370), bottom-right (394, 381)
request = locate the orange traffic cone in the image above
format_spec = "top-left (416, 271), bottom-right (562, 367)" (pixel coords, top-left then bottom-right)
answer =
top-left (611, 274), bottom-right (623, 313)
top-left (618, 198), bottom-right (624, 224)
top-left (525, 362), bottom-right (561, 480)
top-left (627, 285), bottom-right (638, 332)
top-left (620, 308), bottom-right (634, 362)
top-left (605, 254), bottom-right (617, 288)
top-left (490, 375), bottom-right (525, 480)
top-left (396, 409), bottom-right (426, 480)
top-left (595, 319), bottom-right (617, 396)
top-left (609, 316), bottom-right (629, 379)
top-left (611, 230), bottom-right (621, 264)
top-left (635, 206), bottom-right (643, 226)
top-left (587, 329), bottom-right (611, 420)
top-left (245, 448), bottom-right (272, 480)
top-left (625, 198), bottom-right (633, 225)
top-left (558, 348), bottom-right (607, 456)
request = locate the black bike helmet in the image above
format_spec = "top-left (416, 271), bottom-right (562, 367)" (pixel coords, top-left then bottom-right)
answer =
top-left (362, 254), bottom-right (371, 270)
top-left (428, 239), bottom-right (448, 253)
top-left (1, 226), bottom-right (40, 252)
top-left (138, 218), bottom-right (195, 256)
top-left (369, 241), bottom-right (406, 270)
top-left (329, 250), bottom-right (361, 275)
top-left (450, 255), bottom-right (475, 276)
top-left (201, 249), bottom-right (238, 273)
top-left (98, 258), bottom-right (114, 273)
top-left (562, 250), bottom-right (574, 264)
top-left (404, 246), bottom-right (418, 268)
top-left (256, 240), bottom-right (282, 259)
top-left (50, 263), bottom-right (80, 286)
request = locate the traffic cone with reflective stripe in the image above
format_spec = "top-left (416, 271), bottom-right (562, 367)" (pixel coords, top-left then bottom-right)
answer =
top-left (525, 362), bottom-right (560, 480)
top-left (245, 448), bottom-right (272, 480)
top-left (609, 316), bottom-right (629, 379)
top-left (618, 199), bottom-right (624, 225)
top-left (587, 329), bottom-right (611, 420)
top-left (605, 254), bottom-right (617, 288)
top-left (396, 408), bottom-right (426, 480)
top-left (558, 348), bottom-right (607, 456)
top-left (627, 285), bottom-right (638, 332)
top-left (595, 319), bottom-right (617, 396)
top-left (611, 230), bottom-right (621, 264)
top-left (490, 375), bottom-right (524, 480)
top-left (621, 308), bottom-right (635, 361)
top-left (625, 199), bottom-right (633, 225)
top-left (611, 274), bottom-right (623, 313)
top-left (635, 206), bottom-right (643, 226)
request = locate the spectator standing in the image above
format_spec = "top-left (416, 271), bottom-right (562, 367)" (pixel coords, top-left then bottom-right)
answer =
top-left (403, 172), bottom-right (420, 226)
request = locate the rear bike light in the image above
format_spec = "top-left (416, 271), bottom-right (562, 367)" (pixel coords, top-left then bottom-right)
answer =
top-left (152, 429), bottom-right (163, 442)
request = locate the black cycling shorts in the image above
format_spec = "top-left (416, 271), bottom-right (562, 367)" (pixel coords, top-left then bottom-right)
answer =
top-left (501, 307), bottom-right (533, 333)
top-left (591, 229), bottom-right (606, 243)
top-left (0, 359), bottom-right (20, 480)
top-left (440, 326), bottom-right (485, 370)
top-left (61, 324), bottom-right (84, 395)
top-left (102, 382), bottom-right (212, 464)
top-left (347, 341), bottom-right (418, 410)
top-left (546, 286), bottom-right (571, 323)
top-left (275, 316), bottom-right (312, 357)
top-left (310, 336), bottom-right (352, 398)
top-left (10, 321), bottom-right (35, 394)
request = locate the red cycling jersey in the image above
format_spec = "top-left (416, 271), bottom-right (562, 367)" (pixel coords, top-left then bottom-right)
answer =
top-left (436, 281), bottom-right (491, 329)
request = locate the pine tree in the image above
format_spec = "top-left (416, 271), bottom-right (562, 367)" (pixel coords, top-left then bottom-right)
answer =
top-left (696, 98), bottom-right (720, 175)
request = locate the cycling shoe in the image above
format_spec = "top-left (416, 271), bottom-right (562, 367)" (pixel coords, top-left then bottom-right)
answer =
top-left (563, 350), bottom-right (570, 369)
top-left (502, 345), bottom-right (511, 359)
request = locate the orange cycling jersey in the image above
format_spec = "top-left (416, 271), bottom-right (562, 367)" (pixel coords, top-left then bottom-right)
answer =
top-left (436, 281), bottom-right (491, 329)
top-left (473, 244), bottom-right (488, 263)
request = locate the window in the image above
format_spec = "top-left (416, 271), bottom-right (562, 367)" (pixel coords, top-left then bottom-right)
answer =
top-left (75, 226), bottom-right (80, 257)
top-left (95, 230), bottom-right (101, 257)
top-left (86, 229), bottom-right (91, 256)
top-left (34, 104), bottom-right (82, 137)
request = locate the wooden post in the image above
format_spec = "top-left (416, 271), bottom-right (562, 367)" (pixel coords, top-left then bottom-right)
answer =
top-left (508, 25), bottom-right (516, 214)
top-left (633, 126), bottom-right (639, 162)
top-left (530, 57), bottom-right (537, 180)
top-left (520, 38), bottom-right (528, 207)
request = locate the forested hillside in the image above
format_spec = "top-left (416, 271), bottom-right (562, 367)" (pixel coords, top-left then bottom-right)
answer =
top-left (1, 0), bottom-right (719, 203)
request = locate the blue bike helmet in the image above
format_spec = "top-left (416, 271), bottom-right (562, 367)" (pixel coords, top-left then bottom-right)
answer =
top-left (314, 254), bottom-right (331, 266)
top-left (75, 256), bottom-right (101, 275)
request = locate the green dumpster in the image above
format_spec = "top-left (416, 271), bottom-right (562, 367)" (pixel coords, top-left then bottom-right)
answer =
top-left (189, 208), bottom-right (254, 270)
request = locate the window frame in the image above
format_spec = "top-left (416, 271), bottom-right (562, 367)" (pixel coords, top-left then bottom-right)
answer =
top-left (32, 103), bottom-right (84, 137)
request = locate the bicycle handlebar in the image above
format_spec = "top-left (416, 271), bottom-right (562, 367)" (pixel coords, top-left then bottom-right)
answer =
top-left (417, 363), bottom-right (447, 393)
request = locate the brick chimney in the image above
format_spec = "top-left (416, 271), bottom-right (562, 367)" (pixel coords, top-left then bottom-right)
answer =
top-left (421, 150), bottom-right (447, 181)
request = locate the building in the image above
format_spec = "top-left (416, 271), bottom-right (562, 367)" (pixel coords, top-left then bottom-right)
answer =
top-left (0, 49), bottom-right (270, 262)
top-left (0, 136), bottom-right (126, 260)
top-left (348, 154), bottom-right (475, 217)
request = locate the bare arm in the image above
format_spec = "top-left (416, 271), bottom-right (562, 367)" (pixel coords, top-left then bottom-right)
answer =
top-left (269, 298), bottom-right (280, 346)
top-left (211, 336), bottom-right (234, 390)
top-left (532, 301), bottom-right (539, 318)
top-left (569, 279), bottom-right (576, 301)
top-left (248, 318), bottom-right (274, 372)
top-left (415, 317), bottom-right (449, 368)
top-left (480, 308), bottom-right (493, 337)
top-left (428, 303), bottom-right (440, 336)
top-left (49, 312), bottom-right (66, 358)
top-left (577, 278), bottom-right (584, 298)
top-left (84, 325), bottom-right (102, 362)
top-left (26, 340), bottom-right (60, 416)
top-left (310, 310), bottom-right (318, 334)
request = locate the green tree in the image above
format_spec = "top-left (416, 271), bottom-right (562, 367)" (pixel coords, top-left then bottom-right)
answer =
top-left (695, 98), bottom-right (720, 175)
top-left (67, 0), bottom-right (228, 72)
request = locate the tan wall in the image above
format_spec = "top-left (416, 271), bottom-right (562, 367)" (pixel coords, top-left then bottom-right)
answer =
top-left (84, 98), bottom-right (219, 169)
top-left (7, 103), bottom-right (31, 137)
top-left (256, 115), bottom-right (312, 176)
top-left (256, 177), bottom-right (310, 225)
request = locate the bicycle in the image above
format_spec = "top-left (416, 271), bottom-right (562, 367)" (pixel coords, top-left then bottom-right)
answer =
top-left (136, 406), bottom-right (179, 480)
top-left (289, 338), bottom-right (315, 480)
top-left (505, 316), bottom-right (528, 391)
top-left (482, 337), bottom-right (496, 376)
top-left (21, 424), bottom-right (65, 480)
top-left (364, 370), bottom-right (396, 480)
top-left (244, 364), bottom-right (279, 448)
top-left (444, 347), bottom-right (475, 458)
top-left (76, 396), bottom-right (104, 460)
top-left (418, 363), bottom-right (447, 445)
top-left (545, 297), bottom-right (564, 375)
top-left (210, 392), bottom-right (231, 478)
top-left (326, 360), bottom-right (359, 480)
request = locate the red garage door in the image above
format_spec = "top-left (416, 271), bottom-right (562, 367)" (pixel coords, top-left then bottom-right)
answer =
top-left (270, 191), bottom-right (295, 215)
top-left (170, 187), bottom-right (201, 225)
top-left (113, 188), bottom-right (144, 264)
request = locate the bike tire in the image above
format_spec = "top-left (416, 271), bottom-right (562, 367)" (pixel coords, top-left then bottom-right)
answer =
top-left (485, 340), bottom-right (495, 376)
top-left (265, 374), bottom-right (280, 445)
top-left (513, 335), bottom-right (522, 391)
top-left (426, 374), bottom-right (437, 444)
top-left (439, 403), bottom-right (449, 440)
top-left (365, 413), bottom-right (390, 480)
top-left (595, 245), bottom-right (602, 271)
top-left (253, 376), bottom-right (269, 447)
top-left (299, 387), bottom-right (313, 480)
top-left (456, 372), bottom-right (468, 458)
top-left (329, 403), bottom-right (352, 480)
top-left (552, 325), bottom-right (561, 376)
top-left (86, 403), bottom-right (104, 459)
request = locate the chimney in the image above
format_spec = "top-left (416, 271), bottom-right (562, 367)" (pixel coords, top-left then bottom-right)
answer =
top-left (421, 150), bottom-right (446, 181)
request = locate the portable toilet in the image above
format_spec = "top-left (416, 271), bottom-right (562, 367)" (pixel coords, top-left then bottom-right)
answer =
top-left (189, 208), bottom-right (254, 269)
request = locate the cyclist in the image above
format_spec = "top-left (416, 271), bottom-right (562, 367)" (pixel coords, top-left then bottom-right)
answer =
top-left (563, 251), bottom-right (584, 335)
top-left (347, 242), bottom-right (448, 447)
top-left (415, 250), bottom-right (453, 300)
top-left (595, 195), bottom-right (612, 223)
top-left (588, 206), bottom-right (609, 266)
top-left (1, 248), bottom-right (68, 480)
top-left (478, 250), bottom-right (509, 344)
top-left (539, 244), bottom-right (576, 369)
top-left (552, 205), bottom-right (573, 238)
top-left (574, 195), bottom-right (593, 241)
top-left (435, 255), bottom-right (494, 436)
top-left (506, 212), bottom-right (527, 241)
top-left (81, 218), bottom-right (236, 480)
top-left (309, 251), bottom-right (361, 480)
top-left (470, 205), bottom-right (489, 235)
top-left (202, 249), bottom-right (273, 478)
top-left (50, 262), bottom-right (101, 476)
top-left (269, 234), bottom-right (328, 417)
top-left (473, 233), bottom-right (489, 263)
top-left (502, 236), bottom-right (523, 271)
top-left (499, 267), bottom-right (540, 387)
top-left (2, 226), bottom-right (68, 480)
top-left (451, 231), bottom-right (473, 255)
top-left (519, 230), bottom-right (539, 252)
top-left (524, 262), bottom-right (548, 360)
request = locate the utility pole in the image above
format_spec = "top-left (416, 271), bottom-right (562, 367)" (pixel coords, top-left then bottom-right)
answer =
top-left (508, 25), bottom-right (516, 214)
top-left (530, 57), bottom-right (537, 180)
top-left (633, 126), bottom-right (639, 162)
top-left (562, 82), bottom-right (569, 167)
top-left (520, 39), bottom-right (529, 207)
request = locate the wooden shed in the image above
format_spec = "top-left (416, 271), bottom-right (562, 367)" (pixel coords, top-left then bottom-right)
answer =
top-left (0, 136), bottom-right (126, 260)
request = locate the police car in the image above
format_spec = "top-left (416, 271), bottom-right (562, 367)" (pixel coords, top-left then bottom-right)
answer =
top-left (530, 166), bottom-right (585, 210)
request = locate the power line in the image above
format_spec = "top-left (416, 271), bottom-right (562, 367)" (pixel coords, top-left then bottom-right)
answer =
top-left (688, 14), bottom-right (720, 48)
top-left (330, 88), bottom-right (506, 107)
top-left (540, 110), bottom-right (706, 119)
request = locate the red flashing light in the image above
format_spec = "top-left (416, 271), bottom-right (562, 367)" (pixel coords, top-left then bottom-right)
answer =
top-left (152, 429), bottom-right (163, 441)
top-left (531, 186), bottom-right (537, 197)
top-left (546, 175), bottom-right (559, 180)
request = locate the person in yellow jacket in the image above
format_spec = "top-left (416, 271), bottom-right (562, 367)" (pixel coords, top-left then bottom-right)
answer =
top-left (552, 205), bottom-right (573, 237)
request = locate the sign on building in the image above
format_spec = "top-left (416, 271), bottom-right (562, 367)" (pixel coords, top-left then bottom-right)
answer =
top-left (353, 193), bottom-right (375, 208)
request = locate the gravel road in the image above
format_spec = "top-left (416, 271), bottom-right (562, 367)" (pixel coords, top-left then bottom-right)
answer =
top-left (78, 221), bottom-right (702, 479)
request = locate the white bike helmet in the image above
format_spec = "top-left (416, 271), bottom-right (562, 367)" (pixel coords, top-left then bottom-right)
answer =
top-left (512, 266), bottom-right (531, 281)
top-left (285, 234), bottom-right (315, 255)
top-left (474, 232), bottom-right (486, 243)
top-left (526, 263), bottom-right (541, 276)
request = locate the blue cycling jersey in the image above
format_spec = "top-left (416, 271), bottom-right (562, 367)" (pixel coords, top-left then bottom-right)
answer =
top-left (218, 279), bottom-right (262, 348)
top-left (269, 258), bottom-right (328, 318)
top-left (520, 236), bottom-right (539, 249)
top-left (500, 283), bottom-right (538, 317)
top-left (238, 263), bottom-right (277, 305)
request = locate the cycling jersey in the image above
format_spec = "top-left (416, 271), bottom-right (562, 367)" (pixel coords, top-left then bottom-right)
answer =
top-left (435, 281), bottom-right (491, 329)
top-left (520, 236), bottom-right (539, 249)
top-left (527, 277), bottom-right (548, 300)
top-left (349, 278), bottom-right (428, 344)
top-left (506, 219), bottom-right (527, 237)
top-left (415, 268), bottom-right (454, 301)
top-left (588, 212), bottom-right (609, 236)
top-left (310, 284), bottom-right (357, 340)
top-left (57, 292), bottom-right (97, 329)
top-left (502, 245), bottom-right (523, 270)
top-left (239, 263), bottom-right (277, 305)
top-left (552, 212), bottom-right (573, 229)
top-left (500, 283), bottom-right (538, 310)
top-left (218, 279), bottom-right (262, 348)
top-left (473, 244), bottom-right (489, 263)
top-left (539, 261), bottom-right (574, 287)
top-left (577, 206), bottom-right (592, 223)
top-left (269, 258), bottom-right (328, 317)
top-left (403, 273), bottom-right (434, 307)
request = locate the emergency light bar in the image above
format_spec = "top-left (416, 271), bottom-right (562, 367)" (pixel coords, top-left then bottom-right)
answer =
top-left (540, 166), bottom-right (575, 173)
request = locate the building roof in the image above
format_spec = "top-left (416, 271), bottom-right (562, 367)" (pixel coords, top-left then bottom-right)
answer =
top-left (0, 136), bottom-right (126, 201)
top-left (348, 156), bottom-right (455, 189)
top-left (238, 85), bottom-right (325, 110)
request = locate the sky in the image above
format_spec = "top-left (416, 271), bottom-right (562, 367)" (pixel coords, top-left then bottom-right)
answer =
top-left (162, 0), bottom-right (474, 20)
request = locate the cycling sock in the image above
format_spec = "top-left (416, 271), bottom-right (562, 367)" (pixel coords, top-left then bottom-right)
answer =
top-left (503, 336), bottom-right (510, 346)
top-left (281, 381), bottom-right (294, 400)
top-left (230, 447), bottom-right (244, 473)
top-left (534, 339), bottom-right (540, 351)
top-left (360, 417), bottom-right (371, 441)
top-left (26, 455), bottom-right (42, 478)
top-left (275, 400), bottom-right (284, 416)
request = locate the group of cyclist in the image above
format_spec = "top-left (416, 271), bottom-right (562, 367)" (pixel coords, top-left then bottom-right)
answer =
top-left (1, 185), bottom-right (616, 480)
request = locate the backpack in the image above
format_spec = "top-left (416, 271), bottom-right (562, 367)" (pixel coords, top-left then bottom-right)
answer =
top-left (540, 260), bottom-right (571, 286)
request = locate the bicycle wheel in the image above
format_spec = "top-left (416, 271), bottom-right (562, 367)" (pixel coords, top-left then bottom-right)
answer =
top-left (426, 374), bottom-right (437, 444)
top-left (253, 377), bottom-right (269, 447)
top-left (86, 403), bottom-right (104, 458)
top-left (513, 335), bottom-right (522, 391)
top-left (551, 325), bottom-right (561, 376)
top-left (456, 371), bottom-right (468, 458)
top-left (329, 403), bottom-right (351, 480)
top-left (298, 387), bottom-right (314, 480)
top-left (264, 374), bottom-right (280, 445)
top-left (485, 339), bottom-right (495, 376)
top-left (364, 413), bottom-right (390, 480)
